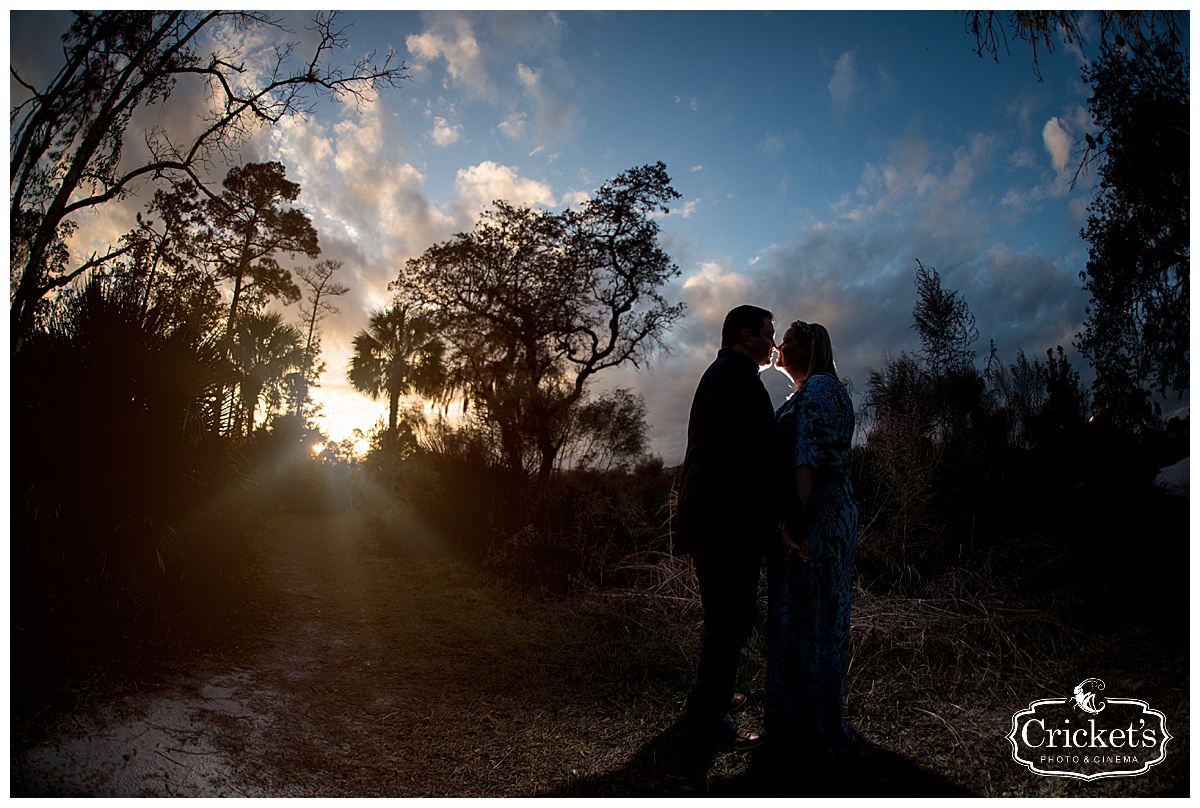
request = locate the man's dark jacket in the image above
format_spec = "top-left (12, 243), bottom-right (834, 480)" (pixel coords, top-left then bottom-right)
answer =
top-left (675, 348), bottom-right (783, 556)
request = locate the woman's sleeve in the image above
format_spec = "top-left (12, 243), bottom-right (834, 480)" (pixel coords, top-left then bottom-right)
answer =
top-left (792, 377), bottom-right (845, 469)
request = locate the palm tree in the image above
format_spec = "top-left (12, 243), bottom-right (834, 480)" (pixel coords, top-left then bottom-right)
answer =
top-left (348, 303), bottom-right (447, 436)
top-left (231, 310), bottom-right (304, 437)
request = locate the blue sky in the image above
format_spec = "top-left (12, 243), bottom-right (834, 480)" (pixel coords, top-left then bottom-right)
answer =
top-left (14, 10), bottom-right (1184, 464)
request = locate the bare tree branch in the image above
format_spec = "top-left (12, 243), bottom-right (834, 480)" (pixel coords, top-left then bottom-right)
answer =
top-left (11, 10), bottom-right (406, 338)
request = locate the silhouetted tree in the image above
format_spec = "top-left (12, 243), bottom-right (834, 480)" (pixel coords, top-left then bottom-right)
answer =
top-left (10, 11), bottom-right (404, 338)
top-left (557, 387), bottom-right (649, 472)
top-left (962, 10), bottom-right (1184, 81)
top-left (230, 310), bottom-right (304, 438)
top-left (986, 344), bottom-right (1090, 451)
top-left (1075, 38), bottom-right (1189, 398)
top-left (863, 262), bottom-right (1000, 567)
top-left (912, 259), bottom-right (978, 380)
top-left (985, 344), bottom-right (1044, 449)
top-left (962, 14), bottom-right (1188, 410)
top-left (107, 185), bottom-right (221, 333)
top-left (862, 350), bottom-right (942, 561)
top-left (1038, 346), bottom-right (1090, 442)
top-left (402, 162), bottom-right (684, 485)
top-left (347, 302), bottom-right (447, 439)
top-left (182, 161), bottom-right (318, 433)
top-left (198, 162), bottom-right (319, 341)
top-left (292, 259), bottom-right (350, 417)
top-left (1089, 364), bottom-right (1162, 435)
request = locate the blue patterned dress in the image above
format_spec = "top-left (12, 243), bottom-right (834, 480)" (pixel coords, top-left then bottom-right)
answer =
top-left (766, 372), bottom-right (858, 754)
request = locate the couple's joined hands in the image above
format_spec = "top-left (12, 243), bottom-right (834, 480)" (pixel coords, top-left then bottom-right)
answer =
top-left (778, 528), bottom-right (810, 562)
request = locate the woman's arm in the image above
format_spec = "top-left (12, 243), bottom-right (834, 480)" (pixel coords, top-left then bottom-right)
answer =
top-left (778, 464), bottom-right (816, 561)
top-left (794, 464), bottom-right (815, 507)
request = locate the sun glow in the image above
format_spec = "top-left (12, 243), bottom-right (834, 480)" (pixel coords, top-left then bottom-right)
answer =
top-left (308, 384), bottom-right (473, 459)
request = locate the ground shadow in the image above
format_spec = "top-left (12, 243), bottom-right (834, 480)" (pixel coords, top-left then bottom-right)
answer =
top-left (725, 737), bottom-right (977, 797)
top-left (539, 717), bottom-right (718, 797)
top-left (541, 718), bottom-right (974, 798)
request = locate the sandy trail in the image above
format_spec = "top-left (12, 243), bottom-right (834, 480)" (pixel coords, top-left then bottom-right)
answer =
top-left (11, 515), bottom-right (566, 797)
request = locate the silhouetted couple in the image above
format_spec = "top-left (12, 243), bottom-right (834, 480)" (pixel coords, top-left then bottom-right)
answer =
top-left (676, 304), bottom-right (858, 765)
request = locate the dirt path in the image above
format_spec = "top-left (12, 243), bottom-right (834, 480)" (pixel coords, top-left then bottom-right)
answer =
top-left (12, 514), bottom-right (618, 797)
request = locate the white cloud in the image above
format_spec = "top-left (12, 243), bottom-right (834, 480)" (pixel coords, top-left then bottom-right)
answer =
top-left (406, 14), bottom-right (489, 98)
top-left (516, 62), bottom-right (539, 89)
top-left (829, 50), bottom-right (858, 115)
top-left (877, 63), bottom-right (895, 96)
top-left (408, 13), bottom-right (578, 150)
top-left (681, 260), bottom-right (754, 327)
top-left (1000, 188), bottom-right (1028, 212)
top-left (1067, 195), bottom-right (1090, 228)
top-left (939, 134), bottom-right (995, 208)
top-left (273, 105), bottom-right (452, 293)
top-left (1009, 94), bottom-right (1039, 131)
top-left (1041, 115), bottom-right (1079, 197)
top-left (498, 112), bottom-right (528, 141)
top-left (856, 136), bottom-right (937, 213)
top-left (429, 116), bottom-right (462, 146)
top-left (758, 133), bottom-right (787, 157)
top-left (1008, 148), bottom-right (1038, 170)
top-left (331, 112), bottom-right (385, 174)
top-left (560, 189), bottom-right (591, 208)
top-left (1066, 104), bottom-right (1092, 132)
top-left (513, 61), bottom-right (579, 148)
top-left (1043, 116), bottom-right (1072, 174)
top-left (846, 133), bottom-right (1000, 239)
top-left (451, 161), bottom-right (557, 220)
top-left (652, 197), bottom-right (700, 220)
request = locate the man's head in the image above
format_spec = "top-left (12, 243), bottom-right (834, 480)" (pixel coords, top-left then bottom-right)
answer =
top-left (721, 305), bottom-right (775, 366)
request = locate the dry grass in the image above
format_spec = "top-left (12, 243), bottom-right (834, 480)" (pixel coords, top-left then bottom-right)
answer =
top-left (549, 540), bottom-right (1189, 796)
top-left (13, 513), bottom-right (1188, 797)
top-left (842, 571), bottom-right (1188, 797)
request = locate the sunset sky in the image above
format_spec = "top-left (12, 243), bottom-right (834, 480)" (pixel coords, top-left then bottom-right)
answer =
top-left (14, 10), bottom-right (1180, 464)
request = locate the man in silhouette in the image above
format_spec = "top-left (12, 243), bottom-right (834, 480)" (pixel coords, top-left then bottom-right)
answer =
top-left (675, 304), bottom-right (784, 750)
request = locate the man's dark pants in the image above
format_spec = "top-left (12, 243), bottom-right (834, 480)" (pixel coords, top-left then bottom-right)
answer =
top-left (685, 537), bottom-right (763, 733)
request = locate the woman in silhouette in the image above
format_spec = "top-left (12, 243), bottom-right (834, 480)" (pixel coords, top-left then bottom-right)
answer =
top-left (767, 320), bottom-right (858, 757)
